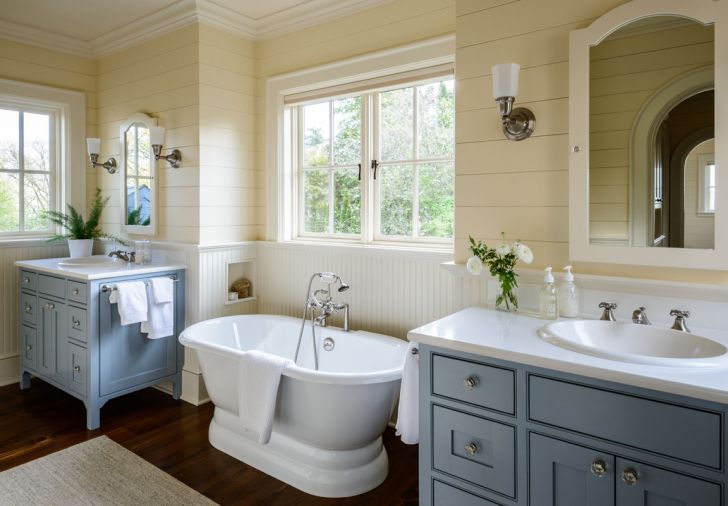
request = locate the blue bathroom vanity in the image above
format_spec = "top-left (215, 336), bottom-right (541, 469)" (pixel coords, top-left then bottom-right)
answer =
top-left (15, 257), bottom-right (186, 430)
top-left (410, 307), bottom-right (728, 506)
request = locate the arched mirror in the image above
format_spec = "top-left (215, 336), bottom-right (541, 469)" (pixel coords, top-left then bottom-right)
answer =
top-left (120, 113), bottom-right (156, 235)
top-left (569, 0), bottom-right (727, 269)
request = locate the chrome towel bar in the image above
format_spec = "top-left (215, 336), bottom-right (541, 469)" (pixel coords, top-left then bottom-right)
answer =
top-left (101, 274), bottom-right (178, 293)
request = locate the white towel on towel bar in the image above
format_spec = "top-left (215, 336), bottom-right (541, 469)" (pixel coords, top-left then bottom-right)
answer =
top-left (108, 281), bottom-right (148, 326)
top-left (238, 350), bottom-right (293, 444)
top-left (396, 341), bottom-right (419, 445)
top-left (141, 278), bottom-right (174, 339)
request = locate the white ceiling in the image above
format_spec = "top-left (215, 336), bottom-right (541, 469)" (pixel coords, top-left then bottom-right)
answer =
top-left (0, 0), bottom-right (394, 57)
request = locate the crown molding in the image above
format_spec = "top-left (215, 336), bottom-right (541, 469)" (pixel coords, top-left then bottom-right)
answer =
top-left (0, 0), bottom-right (398, 59)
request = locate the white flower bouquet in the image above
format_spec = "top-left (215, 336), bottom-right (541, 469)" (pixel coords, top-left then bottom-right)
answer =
top-left (467, 233), bottom-right (533, 311)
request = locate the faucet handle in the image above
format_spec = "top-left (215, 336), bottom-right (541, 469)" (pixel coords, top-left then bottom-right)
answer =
top-left (598, 302), bottom-right (617, 321)
top-left (670, 309), bottom-right (691, 332)
top-left (599, 302), bottom-right (617, 310)
top-left (670, 309), bottom-right (690, 318)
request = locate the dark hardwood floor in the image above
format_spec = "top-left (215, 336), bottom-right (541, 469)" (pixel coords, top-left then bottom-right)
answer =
top-left (0, 380), bottom-right (419, 505)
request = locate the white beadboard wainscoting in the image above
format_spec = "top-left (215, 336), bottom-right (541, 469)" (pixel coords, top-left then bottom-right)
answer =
top-left (0, 241), bottom-right (69, 386)
top-left (256, 242), bottom-right (486, 340)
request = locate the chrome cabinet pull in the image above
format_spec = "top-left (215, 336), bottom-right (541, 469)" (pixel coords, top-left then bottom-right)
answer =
top-left (72, 317), bottom-right (81, 329)
top-left (72, 288), bottom-right (79, 295)
top-left (73, 365), bottom-right (81, 372)
top-left (463, 376), bottom-right (479, 390)
top-left (24, 303), bottom-right (32, 313)
top-left (44, 302), bottom-right (54, 310)
top-left (591, 459), bottom-right (607, 477)
top-left (26, 345), bottom-right (32, 351)
top-left (23, 277), bottom-right (30, 284)
top-left (464, 442), bottom-right (479, 457)
top-left (621, 468), bottom-right (639, 486)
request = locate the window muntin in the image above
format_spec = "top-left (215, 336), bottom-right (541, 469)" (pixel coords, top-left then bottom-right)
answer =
top-left (290, 75), bottom-right (454, 245)
top-left (0, 105), bottom-right (56, 235)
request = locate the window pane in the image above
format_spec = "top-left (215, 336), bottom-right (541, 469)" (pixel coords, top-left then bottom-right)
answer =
top-left (709, 187), bottom-right (716, 212)
top-left (417, 80), bottom-right (455, 159)
top-left (380, 88), bottom-right (413, 162)
top-left (125, 127), bottom-right (138, 175)
top-left (418, 162), bottom-right (453, 238)
top-left (24, 173), bottom-right (50, 231)
top-left (303, 169), bottom-right (329, 233)
top-left (137, 127), bottom-right (151, 177)
top-left (379, 164), bottom-right (413, 236)
top-left (303, 102), bottom-right (330, 167)
top-left (0, 172), bottom-right (19, 232)
top-left (0, 109), bottom-right (19, 171)
top-left (708, 164), bottom-right (716, 186)
top-left (333, 97), bottom-right (361, 166)
top-left (333, 168), bottom-right (360, 234)
top-left (24, 112), bottom-right (50, 172)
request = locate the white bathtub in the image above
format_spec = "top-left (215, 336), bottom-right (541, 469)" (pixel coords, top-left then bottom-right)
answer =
top-left (179, 314), bottom-right (406, 498)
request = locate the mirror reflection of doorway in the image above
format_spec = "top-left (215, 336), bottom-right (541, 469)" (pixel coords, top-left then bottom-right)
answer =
top-left (650, 90), bottom-right (714, 248)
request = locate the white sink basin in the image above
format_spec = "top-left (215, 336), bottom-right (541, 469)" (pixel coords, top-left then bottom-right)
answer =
top-left (538, 320), bottom-right (728, 367)
top-left (57, 256), bottom-right (122, 268)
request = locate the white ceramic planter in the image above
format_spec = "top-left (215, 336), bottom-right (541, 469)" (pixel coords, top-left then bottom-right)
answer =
top-left (67, 239), bottom-right (93, 258)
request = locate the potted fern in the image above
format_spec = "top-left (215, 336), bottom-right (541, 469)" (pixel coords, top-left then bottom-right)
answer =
top-left (45, 188), bottom-right (125, 258)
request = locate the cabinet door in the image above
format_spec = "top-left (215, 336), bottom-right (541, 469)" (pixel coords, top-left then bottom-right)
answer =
top-left (20, 325), bottom-right (37, 371)
top-left (616, 458), bottom-right (720, 506)
top-left (38, 297), bottom-right (66, 386)
top-left (99, 290), bottom-right (177, 396)
top-left (529, 433), bottom-right (614, 506)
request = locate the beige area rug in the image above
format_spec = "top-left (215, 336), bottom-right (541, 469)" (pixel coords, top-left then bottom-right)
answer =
top-left (0, 436), bottom-right (217, 506)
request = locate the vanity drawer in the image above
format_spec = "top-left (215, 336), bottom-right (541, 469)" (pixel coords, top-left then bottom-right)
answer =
top-left (21, 292), bottom-right (37, 325)
top-left (67, 306), bottom-right (87, 343)
top-left (433, 480), bottom-right (501, 506)
top-left (21, 325), bottom-right (36, 370)
top-left (67, 281), bottom-right (87, 305)
top-left (20, 270), bottom-right (37, 291)
top-left (38, 274), bottom-right (66, 299)
top-left (432, 405), bottom-right (515, 497)
top-left (528, 375), bottom-right (722, 468)
top-left (432, 354), bottom-right (515, 414)
top-left (67, 342), bottom-right (87, 397)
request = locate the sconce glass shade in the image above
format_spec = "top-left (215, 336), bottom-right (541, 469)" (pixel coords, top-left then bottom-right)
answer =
top-left (150, 126), bottom-right (165, 146)
top-left (86, 137), bottom-right (101, 155)
top-left (492, 63), bottom-right (521, 99)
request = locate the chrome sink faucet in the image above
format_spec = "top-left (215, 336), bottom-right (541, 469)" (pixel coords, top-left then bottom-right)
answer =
top-left (108, 250), bottom-right (135, 262)
top-left (670, 309), bottom-right (691, 332)
top-left (631, 307), bottom-right (651, 325)
top-left (598, 302), bottom-right (617, 321)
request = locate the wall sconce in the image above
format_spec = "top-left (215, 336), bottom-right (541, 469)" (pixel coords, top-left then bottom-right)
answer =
top-left (86, 138), bottom-right (117, 174)
top-left (150, 126), bottom-right (182, 168)
top-left (492, 63), bottom-right (536, 141)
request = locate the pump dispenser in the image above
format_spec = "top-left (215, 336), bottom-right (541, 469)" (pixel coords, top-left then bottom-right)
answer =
top-left (558, 265), bottom-right (580, 317)
top-left (539, 267), bottom-right (558, 320)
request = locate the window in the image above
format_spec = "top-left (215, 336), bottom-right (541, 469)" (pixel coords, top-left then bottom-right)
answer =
top-left (699, 153), bottom-right (716, 214)
top-left (287, 74), bottom-right (454, 245)
top-left (0, 105), bottom-right (56, 235)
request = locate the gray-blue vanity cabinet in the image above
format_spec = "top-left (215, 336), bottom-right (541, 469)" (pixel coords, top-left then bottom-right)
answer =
top-left (418, 344), bottom-right (726, 506)
top-left (18, 268), bottom-right (185, 430)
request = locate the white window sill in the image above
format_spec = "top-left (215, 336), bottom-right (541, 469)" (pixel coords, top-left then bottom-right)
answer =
top-left (260, 239), bottom-right (454, 259)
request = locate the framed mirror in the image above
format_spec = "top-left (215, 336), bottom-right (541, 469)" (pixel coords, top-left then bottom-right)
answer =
top-left (569, 0), bottom-right (727, 269)
top-left (119, 113), bottom-right (156, 236)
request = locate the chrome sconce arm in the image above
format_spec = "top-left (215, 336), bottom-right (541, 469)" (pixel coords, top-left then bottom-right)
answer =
top-left (152, 144), bottom-right (182, 169)
top-left (86, 137), bottom-right (117, 174)
top-left (492, 63), bottom-right (536, 141)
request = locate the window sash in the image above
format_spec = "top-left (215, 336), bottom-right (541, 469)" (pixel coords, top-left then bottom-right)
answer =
top-left (698, 154), bottom-right (716, 215)
top-left (290, 74), bottom-right (454, 246)
top-left (0, 103), bottom-right (57, 237)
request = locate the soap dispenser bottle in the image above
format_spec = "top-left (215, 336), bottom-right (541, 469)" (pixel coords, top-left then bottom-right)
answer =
top-left (539, 267), bottom-right (558, 320)
top-left (558, 265), bottom-right (580, 318)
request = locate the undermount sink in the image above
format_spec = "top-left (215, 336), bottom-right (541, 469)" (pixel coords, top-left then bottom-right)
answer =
top-left (57, 256), bottom-right (122, 268)
top-left (538, 320), bottom-right (728, 368)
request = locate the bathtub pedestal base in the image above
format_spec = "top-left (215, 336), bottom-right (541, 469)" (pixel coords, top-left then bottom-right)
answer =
top-left (209, 407), bottom-right (389, 498)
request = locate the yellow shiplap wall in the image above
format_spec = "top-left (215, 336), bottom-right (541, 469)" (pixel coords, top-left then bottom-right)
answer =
top-left (96, 25), bottom-right (201, 244)
top-left (588, 23), bottom-right (714, 242)
top-left (198, 25), bottom-right (261, 244)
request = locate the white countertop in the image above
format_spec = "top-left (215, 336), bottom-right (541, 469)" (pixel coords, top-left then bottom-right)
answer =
top-left (15, 256), bottom-right (186, 281)
top-left (408, 306), bottom-right (728, 405)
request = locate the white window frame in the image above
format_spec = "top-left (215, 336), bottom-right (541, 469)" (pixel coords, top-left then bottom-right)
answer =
top-left (266, 35), bottom-right (455, 250)
top-left (0, 79), bottom-right (85, 242)
top-left (698, 153), bottom-right (716, 215)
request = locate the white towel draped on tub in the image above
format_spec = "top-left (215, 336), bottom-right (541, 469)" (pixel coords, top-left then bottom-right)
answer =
top-left (108, 281), bottom-right (148, 326)
top-left (396, 341), bottom-right (419, 445)
top-left (238, 350), bottom-right (293, 444)
top-left (141, 277), bottom-right (174, 339)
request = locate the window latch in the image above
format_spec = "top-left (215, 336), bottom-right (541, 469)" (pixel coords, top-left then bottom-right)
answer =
top-left (358, 163), bottom-right (362, 181)
top-left (371, 159), bottom-right (379, 180)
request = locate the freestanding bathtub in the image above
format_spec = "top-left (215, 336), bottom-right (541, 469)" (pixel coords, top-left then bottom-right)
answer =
top-left (179, 314), bottom-right (406, 498)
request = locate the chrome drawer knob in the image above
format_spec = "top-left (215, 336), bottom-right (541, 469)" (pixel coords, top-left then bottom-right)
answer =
top-left (72, 288), bottom-right (79, 295)
top-left (24, 304), bottom-right (32, 313)
top-left (464, 442), bottom-right (479, 457)
top-left (463, 376), bottom-right (479, 390)
top-left (621, 468), bottom-right (639, 486)
top-left (591, 459), bottom-right (607, 477)
top-left (72, 317), bottom-right (81, 329)
top-left (73, 365), bottom-right (81, 372)
top-left (44, 303), bottom-right (54, 310)
top-left (26, 345), bottom-right (32, 351)
top-left (23, 277), bottom-right (30, 284)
